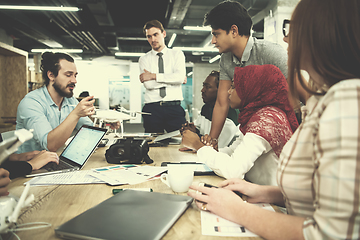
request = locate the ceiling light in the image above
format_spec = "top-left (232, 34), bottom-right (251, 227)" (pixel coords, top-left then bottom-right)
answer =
top-left (31, 49), bottom-right (83, 53)
top-left (0, 5), bottom-right (80, 11)
top-left (192, 51), bottom-right (204, 56)
top-left (187, 71), bottom-right (193, 77)
top-left (39, 40), bottom-right (63, 48)
top-left (168, 33), bottom-right (177, 48)
top-left (173, 47), bottom-right (218, 52)
top-left (115, 52), bottom-right (145, 57)
top-left (209, 55), bottom-right (221, 63)
top-left (117, 37), bottom-right (147, 41)
top-left (183, 26), bottom-right (212, 31)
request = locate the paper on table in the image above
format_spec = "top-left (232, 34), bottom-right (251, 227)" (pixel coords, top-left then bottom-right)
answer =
top-left (201, 203), bottom-right (275, 237)
top-left (121, 133), bottom-right (152, 138)
top-left (26, 170), bottom-right (105, 186)
top-left (153, 130), bottom-right (180, 142)
top-left (90, 165), bottom-right (167, 186)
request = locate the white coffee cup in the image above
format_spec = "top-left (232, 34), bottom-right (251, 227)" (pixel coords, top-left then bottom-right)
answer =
top-left (160, 164), bottom-right (194, 193)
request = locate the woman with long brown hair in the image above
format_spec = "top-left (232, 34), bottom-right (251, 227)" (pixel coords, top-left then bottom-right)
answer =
top-left (188, 0), bottom-right (360, 239)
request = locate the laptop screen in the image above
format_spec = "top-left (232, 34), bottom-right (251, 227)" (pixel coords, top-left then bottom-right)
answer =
top-left (61, 125), bottom-right (107, 165)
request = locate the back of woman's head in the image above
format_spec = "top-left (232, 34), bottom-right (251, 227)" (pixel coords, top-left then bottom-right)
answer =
top-left (288, 0), bottom-right (360, 96)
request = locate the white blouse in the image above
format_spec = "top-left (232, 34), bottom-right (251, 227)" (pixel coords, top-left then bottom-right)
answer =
top-left (197, 132), bottom-right (279, 185)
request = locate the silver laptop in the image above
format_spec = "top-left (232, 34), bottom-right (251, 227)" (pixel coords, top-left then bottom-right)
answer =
top-left (26, 125), bottom-right (107, 177)
top-left (55, 190), bottom-right (193, 240)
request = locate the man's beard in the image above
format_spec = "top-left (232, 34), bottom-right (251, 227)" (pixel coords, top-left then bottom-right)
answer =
top-left (152, 42), bottom-right (162, 51)
top-left (53, 81), bottom-right (74, 98)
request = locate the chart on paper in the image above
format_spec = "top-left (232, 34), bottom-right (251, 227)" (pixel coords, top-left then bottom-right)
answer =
top-left (201, 203), bottom-right (275, 237)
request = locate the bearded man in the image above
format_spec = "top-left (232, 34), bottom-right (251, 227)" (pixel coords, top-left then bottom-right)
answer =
top-left (16, 52), bottom-right (96, 153)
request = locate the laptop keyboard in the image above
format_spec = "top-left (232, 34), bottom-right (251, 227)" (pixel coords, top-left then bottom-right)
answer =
top-left (43, 161), bottom-right (71, 171)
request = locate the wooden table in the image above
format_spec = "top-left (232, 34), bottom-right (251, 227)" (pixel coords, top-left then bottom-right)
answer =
top-left (3, 144), bottom-right (264, 240)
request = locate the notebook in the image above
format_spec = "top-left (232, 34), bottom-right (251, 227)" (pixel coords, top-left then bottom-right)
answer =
top-left (26, 125), bottom-right (107, 177)
top-left (55, 190), bottom-right (193, 240)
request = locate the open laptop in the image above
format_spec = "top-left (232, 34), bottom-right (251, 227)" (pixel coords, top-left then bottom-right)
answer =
top-left (26, 125), bottom-right (107, 177)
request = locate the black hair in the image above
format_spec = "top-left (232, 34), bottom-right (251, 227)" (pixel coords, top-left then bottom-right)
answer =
top-left (203, 0), bottom-right (252, 35)
top-left (40, 52), bottom-right (74, 86)
top-left (209, 70), bottom-right (220, 88)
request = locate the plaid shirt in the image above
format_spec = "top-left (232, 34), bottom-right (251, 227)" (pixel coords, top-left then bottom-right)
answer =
top-left (278, 79), bottom-right (360, 240)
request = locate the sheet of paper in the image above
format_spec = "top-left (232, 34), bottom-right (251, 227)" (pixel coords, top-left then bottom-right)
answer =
top-left (201, 203), bottom-right (275, 237)
top-left (121, 133), bottom-right (152, 138)
top-left (26, 170), bottom-right (105, 186)
top-left (90, 165), bottom-right (167, 186)
top-left (153, 130), bottom-right (180, 142)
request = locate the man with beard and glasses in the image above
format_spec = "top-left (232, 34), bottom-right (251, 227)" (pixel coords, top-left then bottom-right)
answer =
top-left (16, 52), bottom-right (100, 153)
top-left (139, 20), bottom-right (187, 133)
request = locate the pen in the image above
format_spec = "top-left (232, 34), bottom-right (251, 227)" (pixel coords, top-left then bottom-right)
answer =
top-left (201, 183), bottom-right (243, 198)
top-left (113, 188), bottom-right (153, 195)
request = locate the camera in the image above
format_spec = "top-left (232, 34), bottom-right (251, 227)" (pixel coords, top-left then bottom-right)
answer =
top-left (105, 138), bottom-right (153, 164)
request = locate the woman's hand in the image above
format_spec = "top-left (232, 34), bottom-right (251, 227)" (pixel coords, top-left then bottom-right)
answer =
top-left (28, 151), bottom-right (59, 170)
top-left (219, 179), bottom-right (273, 204)
top-left (200, 134), bottom-right (218, 151)
top-left (188, 184), bottom-right (246, 222)
top-left (178, 147), bottom-right (197, 152)
top-left (0, 168), bottom-right (10, 196)
top-left (181, 130), bottom-right (204, 151)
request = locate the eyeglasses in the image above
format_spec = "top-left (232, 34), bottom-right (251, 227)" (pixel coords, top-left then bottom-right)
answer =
top-left (283, 19), bottom-right (290, 37)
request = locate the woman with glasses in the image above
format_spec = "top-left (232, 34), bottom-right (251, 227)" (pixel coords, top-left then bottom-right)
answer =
top-left (188, 0), bottom-right (360, 239)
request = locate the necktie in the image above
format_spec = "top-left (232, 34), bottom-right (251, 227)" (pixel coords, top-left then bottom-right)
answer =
top-left (157, 52), bottom-right (164, 73)
top-left (157, 52), bottom-right (166, 98)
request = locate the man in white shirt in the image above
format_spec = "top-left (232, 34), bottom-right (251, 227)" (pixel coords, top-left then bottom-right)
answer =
top-left (139, 20), bottom-right (186, 133)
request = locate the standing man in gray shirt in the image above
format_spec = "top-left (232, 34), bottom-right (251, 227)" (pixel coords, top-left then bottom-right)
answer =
top-left (204, 0), bottom-right (289, 142)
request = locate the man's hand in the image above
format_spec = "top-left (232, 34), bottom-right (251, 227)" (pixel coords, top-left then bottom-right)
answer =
top-left (110, 121), bottom-right (120, 130)
top-left (139, 69), bottom-right (156, 83)
top-left (8, 150), bottom-right (40, 161)
top-left (28, 150), bottom-right (59, 170)
top-left (73, 96), bottom-right (95, 118)
top-left (180, 122), bottom-right (197, 135)
top-left (0, 168), bottom-right (10, 196)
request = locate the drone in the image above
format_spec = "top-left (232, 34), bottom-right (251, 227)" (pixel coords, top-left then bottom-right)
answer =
top-left (92, 107), bottom-right (150, 137)
top-left (0, 182), bottom-right (34, 234)
top-left (0, 129), bottom-right (35, 234)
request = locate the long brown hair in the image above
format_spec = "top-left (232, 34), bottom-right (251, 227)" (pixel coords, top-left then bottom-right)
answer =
top-left (288, 0), bottom-right (360, 98)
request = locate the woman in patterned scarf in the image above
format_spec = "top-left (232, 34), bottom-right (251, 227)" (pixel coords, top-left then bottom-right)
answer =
top-left (188, 0), bottom-right (360, 239)
top-left (181, 64), bottom-right (298, 186)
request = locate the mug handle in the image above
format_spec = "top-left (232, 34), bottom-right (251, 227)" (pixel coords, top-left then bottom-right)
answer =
top-left (160, 173), bottom-right (170, 187)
